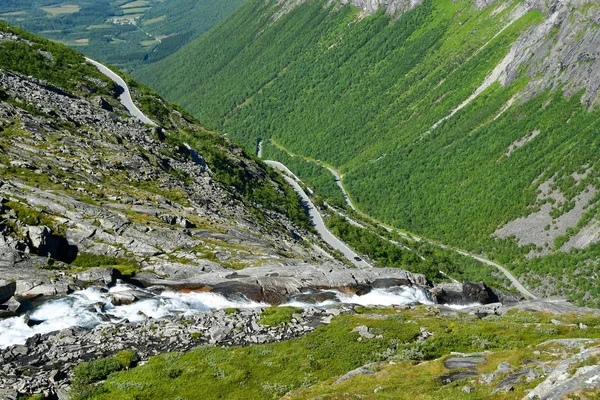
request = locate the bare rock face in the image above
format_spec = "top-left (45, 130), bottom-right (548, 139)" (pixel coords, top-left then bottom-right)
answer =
top-left (501, 0), bottom-right (600, 107)
top-left (346, 0), bottom-right (424, 16)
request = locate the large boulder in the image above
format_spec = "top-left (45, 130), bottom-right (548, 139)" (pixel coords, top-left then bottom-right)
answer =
top-left (435, 281), bottom-right (500, 305)
top-left (75, 267), bottom-right (121, 286)
top-left (462, 281), bottom-right (499, 304)
top-left (0, 279), bottom-right (16, 304)
top-left (0, 296), bottom-right (20, 318)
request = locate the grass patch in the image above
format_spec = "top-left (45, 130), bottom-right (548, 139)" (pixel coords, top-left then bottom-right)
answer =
top-left (70, 350), bottom-right (138, 399)
top-left (70, 253), bottom-right (139, 275)
top-left (142, 15), bottom-right (166, 25)
top-left (41, 4), bottom-right (80, 16)
top-left (76, 307), bottom-right (600, 399)
top-left (259, 306), bottom-right (303, 327)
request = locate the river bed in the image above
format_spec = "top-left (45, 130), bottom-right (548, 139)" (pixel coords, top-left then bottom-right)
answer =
top-left (0, 284), bottom-right (436, 348)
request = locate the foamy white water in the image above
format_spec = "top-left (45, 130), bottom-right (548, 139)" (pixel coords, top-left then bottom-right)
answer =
top-left (0, 285), bottom-right (436, 349)
top-left (442, 303), bottom-right (482, 310)
top-left (284, 287), bottom-right (435, 308)
top-left (0, 284), bottom-right (267, 349)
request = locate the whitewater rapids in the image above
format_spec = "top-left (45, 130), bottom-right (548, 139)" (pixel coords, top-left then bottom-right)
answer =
top-left (0, 284), bottom-right (435, 349)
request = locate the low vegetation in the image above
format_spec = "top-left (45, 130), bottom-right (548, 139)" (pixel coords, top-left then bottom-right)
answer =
top-left (259, 306), bottom-right (304, 327)
top-left (71, 306), bottom-right (600, 399)
top-left (70, 253), bottom-right (140, 276)
top-left (71, 350), bottom-right (138, 400)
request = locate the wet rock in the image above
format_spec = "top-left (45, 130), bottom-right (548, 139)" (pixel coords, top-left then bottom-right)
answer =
top-left (291, 289), bottom-right (339, 304)
top-left (436, 281), bottom-right (505, 306)
top-left (110, 291), bottom-right (136, 306)
top-left (0, 280), bottom-right (16, 304)
top-left (462, 281), bottom-right (498, 304)
top-left (0, 296), bottom-right (20, 318)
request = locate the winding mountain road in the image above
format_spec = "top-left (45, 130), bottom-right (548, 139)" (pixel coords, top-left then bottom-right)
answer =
top-left (258, 145), bottom-right (537, 299)
top-left (265, 161), bottom-right (372, 269)
top-left (324, 166), bottom-right (356, 211)
top-left (456, 250), bottom-right (537, 299)
top-left (89, 67), bottom-right (370, 269)
top-left (86, 57), bottom-right (157, 127)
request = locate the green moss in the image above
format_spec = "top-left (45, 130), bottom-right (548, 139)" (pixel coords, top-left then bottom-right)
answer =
top-left (70, 350), bottom-right (138, 399)
top-left (259, 306), bottom-right (304, 327)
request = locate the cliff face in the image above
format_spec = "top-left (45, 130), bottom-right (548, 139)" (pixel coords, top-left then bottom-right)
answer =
top-left (507, 0), bottom-right (600, 107)
top-left (344, 0), bottom-right (424, 15)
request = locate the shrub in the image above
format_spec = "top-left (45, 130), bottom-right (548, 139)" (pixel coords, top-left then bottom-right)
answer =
top-left (70, 350), bottom-right (138, 399)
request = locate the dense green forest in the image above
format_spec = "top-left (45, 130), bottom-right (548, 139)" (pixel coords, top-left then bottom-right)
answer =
top-left (135, 0), bottom-right (600, 304)
top-left (0, 0), bottom-right (244, 72)
top-left (324, 214), bottom-right (510, 289)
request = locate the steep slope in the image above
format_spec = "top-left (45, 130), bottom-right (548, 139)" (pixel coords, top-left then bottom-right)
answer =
top-left (0, 21), bottom-right (332, 299)
top-left (135, 0), bottom-right (600, 305)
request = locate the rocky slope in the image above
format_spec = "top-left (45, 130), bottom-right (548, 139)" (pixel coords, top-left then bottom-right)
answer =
top-left (0, 21), bottom-right (340, 303)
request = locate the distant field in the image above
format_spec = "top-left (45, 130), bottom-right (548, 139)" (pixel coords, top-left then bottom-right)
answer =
top-left (122, 8), bottom-right (148, 14)
top-left (121, 1), bottom-right (150, 8)
top-left (41, 4), bottom-right (80, 16)
top-left (142, 15), bottom-right (165, 25)
top-left (87, 24), bottom-right (112, 30)
top-left (0, 0), bottom-right (245, 72)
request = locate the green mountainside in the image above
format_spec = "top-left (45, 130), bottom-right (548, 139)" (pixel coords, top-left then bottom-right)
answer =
top-left (135, 0), bottom-right (600, 305)
top-left (0, 0), bottom-right (244, 72)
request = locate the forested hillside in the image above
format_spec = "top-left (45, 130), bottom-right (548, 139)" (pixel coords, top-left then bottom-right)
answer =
top-left (0, 0), bottom-right (244, 72)
top-left (136, 0), bottom-right (600, 305)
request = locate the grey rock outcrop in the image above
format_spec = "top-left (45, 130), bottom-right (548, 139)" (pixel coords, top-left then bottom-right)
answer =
top-left (134, 263), bottom-right (429, 303)
top-left (0, 280), bottom-right (16, 304)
